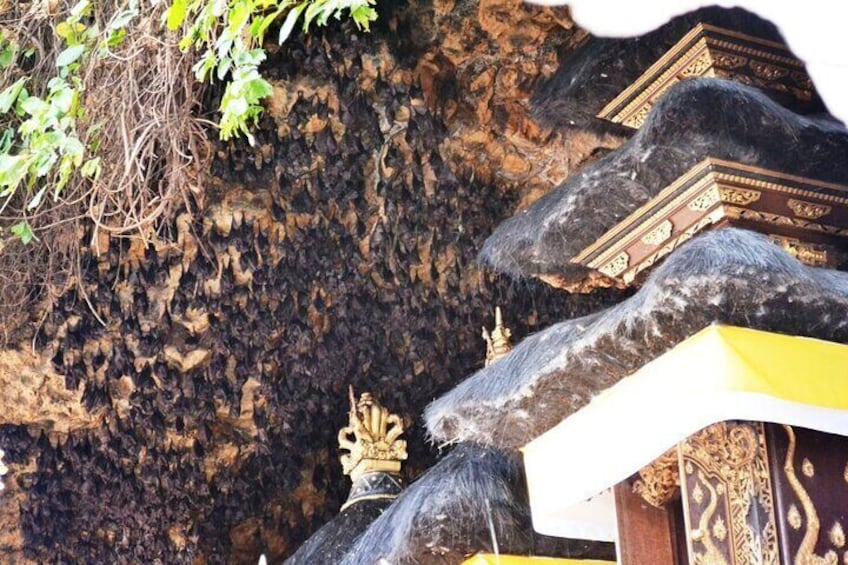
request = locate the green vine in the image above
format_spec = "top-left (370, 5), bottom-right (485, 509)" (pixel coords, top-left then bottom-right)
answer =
top-left (0, 0), bottom-right (136, 241)
top-left (166, 0), bottom-right (378, 144)
top-left (0, 0), bottom-right (377, 242)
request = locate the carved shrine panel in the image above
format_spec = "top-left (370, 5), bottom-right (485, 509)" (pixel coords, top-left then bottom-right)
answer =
top-left (678, 421), bottom-right (779, 565)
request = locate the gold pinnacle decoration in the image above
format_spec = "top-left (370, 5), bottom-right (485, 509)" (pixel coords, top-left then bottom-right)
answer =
top-left (482, 306), bottom-right (513, 366)
top-left (338, 388), bottom-right (407, 482)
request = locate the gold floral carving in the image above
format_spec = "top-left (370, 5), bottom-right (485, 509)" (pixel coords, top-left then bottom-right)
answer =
top-left (680, 422), bottom-right (779, 565)
top-left (689, 187), bottom-right (721, 211)
top-left (622, 106), bottom-right (651, 129)
top-left (679, 50), bottom-right (715, 78)
top-left (714, 516), bottom-right (729, 542)
top-left (769, 235), bottom-right (828, 267)
top-left (782, 425), bottom-right (839, 565)
top-left (640, 220), bottom-right (674, 246)
top-left (481, 306), bottom-right (512, 366)
top-left (338, 389), bottom-right (407, 481)
top-left (713, 51), bottom-right (748, 69)
top-left (788, 504), bottom-right (803, 530)
top-left (787, 198), bottom-right (832, 219)
top-left (600, 252), bottom-right (630, 278)
top-left (691, 471), bottom-right (729, 565)
top-left (718, 186), bottom-right (761, 206)
top-left (844, 461), bottom-right (848, 484)
top-left (693, 482), bottom-right (705, 505)
top-left (831, 523), bottom-right (846, 549)
top-left (633, 448), bottom-right (680, 507)
top-left (802, 457), bottom-right (816, 478)
top-left (725, 206), bottom-right (848, 237)
top-left (750, 60), bottom-right (790, 80)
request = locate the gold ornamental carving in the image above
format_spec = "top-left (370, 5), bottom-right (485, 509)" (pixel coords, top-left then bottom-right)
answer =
top-left (769, 235), bottom-right (828, 267)
top-left (482, 306), bottom-right (513, 366)
top-left (788, 504), bottom-right (803, 530)
top-left (782, 425), bottom-right (842, 565)
top-left (830, 523), bottom-right (846, 549)
top-left (787, 198), bottom-right (832, 219)
top-left (719, 186), bottom-right (761, 206)
top-left (597, 25), bottom-right (813, 129)
top-left (680, 422), bottom-right (779, 565)
top-left (600, 252), bottom-right (630, 278)
top-left (633, 448), bottom-right (680, 507)
top-left (750, 60), bottom-right (790, 81)
top-left (689, 186), bottom-right (721, 211)
top-left (679, 49), bottom-right (714, 78)
top-left (641, 220), bottom-right (674, 246)
top-left (338, 389), bottom-right (407, 481)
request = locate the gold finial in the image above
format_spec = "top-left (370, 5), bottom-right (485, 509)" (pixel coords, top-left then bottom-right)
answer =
top-left (338, 388), bottom-right (407, 482)
top-left (482, 306), bottom-right (513, 366)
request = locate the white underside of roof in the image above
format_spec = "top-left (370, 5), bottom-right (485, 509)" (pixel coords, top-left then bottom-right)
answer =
top-left (522, 326), bottom-right (848, 540)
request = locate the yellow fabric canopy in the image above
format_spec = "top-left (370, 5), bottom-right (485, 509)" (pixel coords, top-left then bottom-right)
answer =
top-left (461, 556), bottom-right (614, 565)
top-left (522, 325), bottom-right (848, 541)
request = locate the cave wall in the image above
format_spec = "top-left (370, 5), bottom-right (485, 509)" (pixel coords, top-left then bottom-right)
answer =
top-left (0, 1), bottom-right (622, 563)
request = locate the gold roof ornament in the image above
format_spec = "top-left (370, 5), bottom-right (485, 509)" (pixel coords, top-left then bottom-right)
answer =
top-left (338, 388), bottom-right (407, 483)
top-left (482, 306), bottom-right (513, 366)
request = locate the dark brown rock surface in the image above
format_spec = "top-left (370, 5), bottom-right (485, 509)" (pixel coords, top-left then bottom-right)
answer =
top-left (0, 2), bottom-right (621, 563)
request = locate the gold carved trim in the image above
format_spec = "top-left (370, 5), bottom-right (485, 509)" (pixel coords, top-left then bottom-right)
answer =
top-left (724, 206), bottom-right (848, 237)
top-left (640, 219), bottom-right (673, 246)
top-left (688, 186), bottom-right (721, 212)
top-left (719, 186), bottom-right (761, 206)
top-left (598, 23), bottom-right (810, 128)
top-left (633, 448), bottom-right (680, 507)
top-left (787, 198), bottom-right (832, 219)
top-left (769, 235), bottom-right (828, 267)
top-left (599, 251), bottom-right (629, 278)
top-left (621, 208), bottom-right (723, 284)
top-left (574, 157), bottom-right (848, 267)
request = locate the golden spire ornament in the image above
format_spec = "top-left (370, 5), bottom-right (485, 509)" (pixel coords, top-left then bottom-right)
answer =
top-left (338, 388), bottom-right (407, 482)
top-left (482, 306), bottom-right (513, 366)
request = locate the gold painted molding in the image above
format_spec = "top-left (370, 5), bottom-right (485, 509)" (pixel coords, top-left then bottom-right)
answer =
top-left (597, 23), bottom-right (813, 129)
top-left (572, 158), bottom-right (848, 288)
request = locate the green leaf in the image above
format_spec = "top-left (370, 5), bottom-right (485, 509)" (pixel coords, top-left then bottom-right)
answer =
top-left (246, 77), bottom-right (273, 99)
top-left (10, 221), bottom-right (35, 244)
top-left (56, 45), bottom-right (86, 68)
top-left (56, 21), bottom-right (87, 40)
top-left (0, 43), bottom-right (15, 69)
top-left (0, 154), bottom-right (30, 193)
top-left (27, 184), bottom-right (49, 210)
top-left (20, 96), bottom-right (49, 118)
top-left (279, 3), bottom-right (307, 44)
top-left (80, 157), bottom-right (101, 179)
top-left (0, 77), bottom-right (27, 114)
top-left (165, 0), bottom-right (189, 30)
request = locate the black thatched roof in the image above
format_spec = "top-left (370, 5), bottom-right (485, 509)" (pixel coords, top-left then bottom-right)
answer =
top-left (428, 228), bottom-right (848, 448)
top-left (337, 443), bottom-right (613, 565)
top-left (284, 497), bottom-right (393, 565)
top-left (480, 79), bottom-right (848, 282)
top-left (530, 6), bottom-right (814, 131)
